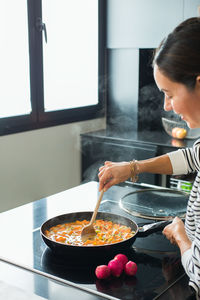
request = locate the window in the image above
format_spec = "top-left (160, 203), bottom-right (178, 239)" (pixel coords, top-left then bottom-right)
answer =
top-left (0, 0), bottom-right (106, 135)
top-left (0, 1), bottom-right (31, 118)
top-left (42, 0), bottom-right (98, 111)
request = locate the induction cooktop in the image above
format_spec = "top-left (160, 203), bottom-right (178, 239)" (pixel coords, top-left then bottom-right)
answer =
top-left (0, 182), bottom-right (192, 300)
top-left (30, 198), bottom-right (188, 300)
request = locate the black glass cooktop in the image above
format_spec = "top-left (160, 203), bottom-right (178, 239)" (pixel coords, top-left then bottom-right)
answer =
top-left (36, 234), bottom-right (183, 300)
top-left (34, 199), bottom-right (185, 300)
top-left (0, 182), bottom-right (193, 300)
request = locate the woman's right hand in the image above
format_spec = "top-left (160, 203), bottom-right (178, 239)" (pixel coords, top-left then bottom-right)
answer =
top-left (98, 161), bottom-right (131, 191)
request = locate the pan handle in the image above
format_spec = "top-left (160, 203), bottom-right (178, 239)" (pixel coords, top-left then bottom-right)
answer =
top-left (137, 220), bottom-right (172, 237)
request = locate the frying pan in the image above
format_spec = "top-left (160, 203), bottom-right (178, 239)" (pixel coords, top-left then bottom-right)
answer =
top-left (40, 211), bottom-right (171, 256)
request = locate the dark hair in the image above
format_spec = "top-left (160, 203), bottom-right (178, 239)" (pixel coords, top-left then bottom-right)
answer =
top-left (153, 17), bottom-right (200, 90)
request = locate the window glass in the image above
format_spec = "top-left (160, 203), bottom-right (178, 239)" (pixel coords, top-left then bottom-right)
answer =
top-left (0, 0), bottom-right (31, 118)
top-left (42, 0), bottom-right (98, 112)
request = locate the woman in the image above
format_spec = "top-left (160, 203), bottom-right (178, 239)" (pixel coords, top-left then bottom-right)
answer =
top-left (98, 17), bottom-right (200, 298)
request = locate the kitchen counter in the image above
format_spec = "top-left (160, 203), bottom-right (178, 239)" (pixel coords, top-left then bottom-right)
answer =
top-left (0, 181), bottom-right (195, 300)
top-left (81, 129), bottom-right (197, 187)
top-left (0, 260), bottom-right (104, 300)
top-left (81, 128), bottom-right (196, 153)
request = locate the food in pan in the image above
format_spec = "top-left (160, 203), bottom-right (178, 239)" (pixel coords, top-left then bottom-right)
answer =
top-left (44, 219), bottom-right (135, 246)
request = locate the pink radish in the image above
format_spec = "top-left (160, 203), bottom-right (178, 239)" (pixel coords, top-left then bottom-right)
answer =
top-left (124, 261), bottom-right (137, 276)
top-left (114, 253), bottom-right (128, 266)
top-left (95, 265), bottom-right (111, 279)
top-left (108, 259), bottom-right (123, 277)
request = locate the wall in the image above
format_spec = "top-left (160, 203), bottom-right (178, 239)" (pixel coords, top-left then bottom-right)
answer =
top-left (0, 118), bottom-right (106, 212)
top-left (106, 0), bottom-right (200, 131)
top-left (2, 0), bottom-right (199, 213)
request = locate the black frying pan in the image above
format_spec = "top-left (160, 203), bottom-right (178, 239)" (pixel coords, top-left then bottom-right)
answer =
top-left (40, 211), bottom-right (171, 256)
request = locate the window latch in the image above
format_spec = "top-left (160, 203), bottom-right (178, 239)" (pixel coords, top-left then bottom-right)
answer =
top-left (36, 17), bottom-right (47, 43)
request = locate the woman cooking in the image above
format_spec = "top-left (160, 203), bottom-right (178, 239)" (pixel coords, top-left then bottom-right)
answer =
top-left (98, 17), bottom-right (200, 298)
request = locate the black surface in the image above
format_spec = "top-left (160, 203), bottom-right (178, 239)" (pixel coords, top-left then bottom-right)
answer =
top-left (81, 128), bottom-right (195, 152)
top-left (0, 182), bottom-right (194, 300)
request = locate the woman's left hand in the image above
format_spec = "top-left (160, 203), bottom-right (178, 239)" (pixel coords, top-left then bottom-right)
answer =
top-left (162, 217), bottom-right (185, 245)
top-left (162, 216), bottom-right (191, 255)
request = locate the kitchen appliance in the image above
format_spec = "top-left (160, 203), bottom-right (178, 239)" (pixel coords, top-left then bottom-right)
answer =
top-left (39, 189), bottom-right (189, 299)
top-left (0, 181), bottom-right (194, 300)
top-left (38, 182), bottom-right (191, 299)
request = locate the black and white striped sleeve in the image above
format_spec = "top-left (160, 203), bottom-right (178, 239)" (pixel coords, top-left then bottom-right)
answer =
top-left (182, 223), bottom-right (200, 298)
top-left (168, 148), bottom-right (196, 175)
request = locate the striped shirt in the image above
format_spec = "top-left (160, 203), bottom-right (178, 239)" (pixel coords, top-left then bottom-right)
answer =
top-left (168, 139), bottom-right (200, 298)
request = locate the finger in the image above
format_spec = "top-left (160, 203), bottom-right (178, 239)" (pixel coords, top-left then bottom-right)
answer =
top-left (162, 226), bottom-right (169, 234)
top-left (102, 178), bottom-right (118, 192)
top-left (99, 165), bottom-right (105, 171)
top-left (99, 169), bottom-right (117, 191)
top-left (99, 182), bottom-right (104, 191)
top-left (104, 161), bottom-right (112, 165)
top-left (162, 227), bottom-right (170, 237)
top-left (174, 216), bottom-right (182, 223)
top-left (101, 168), bottom-right (112, 180)
top-left (99, 172), bottom-right (112, 191)
top-left (170, 237), bottom-right (176, 245)
top-left (98, 169), bottom-right (105, 178)
top-left (172, 216), bottom-right (179, 223)
top-left (99, 177), bottom-right (107, 191)
top-left (163, 221), bottom-right (172, 231)
top-left (99, 178), bottom-right (111, 192)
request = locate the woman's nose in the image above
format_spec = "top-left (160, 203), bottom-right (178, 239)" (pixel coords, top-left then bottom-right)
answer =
top-left (164, 97), bottom-right (172, 111)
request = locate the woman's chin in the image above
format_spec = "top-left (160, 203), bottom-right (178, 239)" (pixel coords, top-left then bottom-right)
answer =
top-left (186, 121), bottom-right (200, 129)
top-left (185, 120), bottom-right (192, 128)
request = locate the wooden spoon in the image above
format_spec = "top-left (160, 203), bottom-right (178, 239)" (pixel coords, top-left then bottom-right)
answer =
top-left (81, 190), bottom-right (104, 242)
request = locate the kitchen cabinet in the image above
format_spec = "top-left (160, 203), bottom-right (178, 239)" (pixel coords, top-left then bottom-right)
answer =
top-left (107, 0), bottom-right (183, 48)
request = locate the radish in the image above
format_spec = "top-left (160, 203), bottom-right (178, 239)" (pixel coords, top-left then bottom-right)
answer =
top-left (114, 253), bottom-right (128, 266)
top-left (108, 259), bottom-right (124, 277)
top-left (124, 261), bottom-right (137, 276)
top-left (95, 265), bottom-right (111, 279)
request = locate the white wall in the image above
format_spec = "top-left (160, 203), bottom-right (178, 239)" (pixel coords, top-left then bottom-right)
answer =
top-left (0, 117), bottom-right (106, 212)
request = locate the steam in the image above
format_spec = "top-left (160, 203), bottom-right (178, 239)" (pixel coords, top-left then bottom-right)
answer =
top-left (82, 160), bottom-right (102, 182)
top-left (138, 83), bottom-right (164, 130)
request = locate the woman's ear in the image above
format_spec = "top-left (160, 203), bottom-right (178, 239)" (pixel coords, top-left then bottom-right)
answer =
top-left (196, 75), bottom-right (200, 87)
top-left (195, 76), bottom-right (200, 94)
